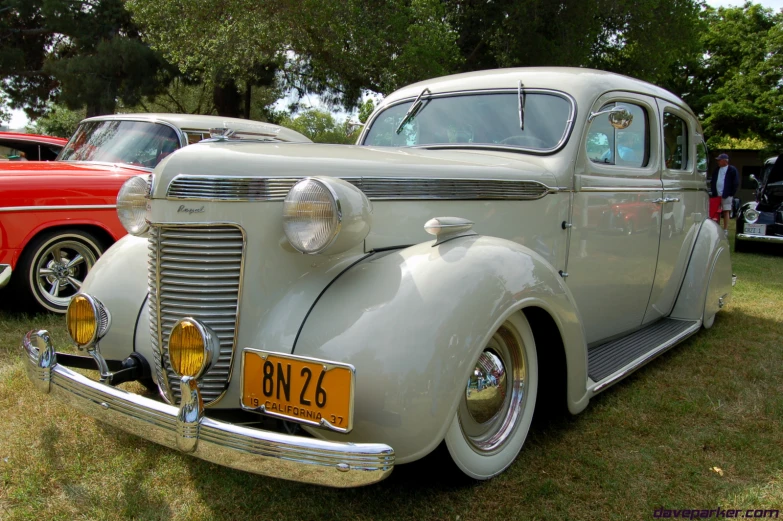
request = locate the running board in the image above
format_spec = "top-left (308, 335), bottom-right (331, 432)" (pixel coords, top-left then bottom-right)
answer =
top-left (587, 318), bottom-right (701, 395)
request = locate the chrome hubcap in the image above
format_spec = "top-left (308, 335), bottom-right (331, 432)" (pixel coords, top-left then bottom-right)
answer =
top-left (34, 240), bottom-right (96, 307)
top-left (460, 324), bottom-right (527, 454)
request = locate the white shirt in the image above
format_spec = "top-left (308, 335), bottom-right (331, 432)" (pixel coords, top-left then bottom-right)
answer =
top-left (716, 165), bottom-right (728, 196)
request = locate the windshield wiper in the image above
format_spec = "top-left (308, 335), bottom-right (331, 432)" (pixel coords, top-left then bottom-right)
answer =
top-left (518, 80), bottom-right (526, 130)
top-left (395, 87), bottom-right (431, 134)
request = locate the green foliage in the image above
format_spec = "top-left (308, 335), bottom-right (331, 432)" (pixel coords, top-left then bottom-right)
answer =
top-left (126, 0), bottom-right (462, 108)
top-left (0, 0), bottom-right (173, 118)
top-left (279, 109), bottom-right (357, 144)
top-left (25, 104), bottom-right (85, 138)
top-left (695, 4), bottom-right (783, 150)
top-left (0, 91), bottom-right (9, 123)
top-left (357, 99), bottom-right (375, 125)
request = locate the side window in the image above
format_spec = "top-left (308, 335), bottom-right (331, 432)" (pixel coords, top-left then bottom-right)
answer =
top-left (696, 139), bottom-right (708, 175)
top-left (663, 112), bottom-right (688, 170)
top-left (586, 102), bottom-right (648, 169)
top-left (186, 132), bottom-right (205, 145)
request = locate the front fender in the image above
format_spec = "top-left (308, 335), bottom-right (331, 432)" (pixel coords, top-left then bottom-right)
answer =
top-left (80, 234), bottom-right (149, 360)
top-left (670, 218), bottom-right (732, 325)
top-left (294, 234), bottom-right (587, 463)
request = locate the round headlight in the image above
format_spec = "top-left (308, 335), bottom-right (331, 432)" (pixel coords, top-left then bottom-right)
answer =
top-left (168, 319), bottom-right (218, 379)
top-left (744, 208), bottom-right (759, 224)
top-left (283, 178), bottom-right (341, 253)
top-left (66, 294), bottom-right (110, 348)
top-left (117, 176), bottom-right (150, 235)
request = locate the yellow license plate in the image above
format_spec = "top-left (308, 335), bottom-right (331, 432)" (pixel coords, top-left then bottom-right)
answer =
top-left (241, 349), bottom-right (354, 433)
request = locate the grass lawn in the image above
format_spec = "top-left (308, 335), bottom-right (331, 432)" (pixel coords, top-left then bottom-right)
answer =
top-left (1, 227), bottom-right (781, 521)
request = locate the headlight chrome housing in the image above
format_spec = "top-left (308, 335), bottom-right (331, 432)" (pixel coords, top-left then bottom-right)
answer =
top-left (66, 294), bottom-right (111, 349)
top-left (283, 177), bottom-right (371, 255)
top-left (168, 318), bottom-right (220, 379)
top-left (117, 175), bottom-right (150, 235)
top-left (744, 208), bottom-right (759, 224)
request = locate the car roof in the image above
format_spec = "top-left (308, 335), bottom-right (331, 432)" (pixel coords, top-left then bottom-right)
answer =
top-left (80, 113), bottom-right (311, 143)
top-left (0, 131), bottom-right (69, 146)
top-left (380, 67), bottom-right (693, 115)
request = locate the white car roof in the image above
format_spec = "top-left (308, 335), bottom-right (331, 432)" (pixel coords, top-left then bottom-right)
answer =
top-left (381, 67), bottom-right (693, 116)
top-left (82, 113), bottom-right (311, 143)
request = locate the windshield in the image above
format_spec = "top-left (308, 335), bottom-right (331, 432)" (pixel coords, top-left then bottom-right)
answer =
top-left (361, 91), bottom-right (574, 152)
top-left (58, 120), bottom-right (181, 168)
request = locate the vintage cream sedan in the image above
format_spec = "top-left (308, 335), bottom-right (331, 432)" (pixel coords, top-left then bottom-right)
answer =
top-left (22, 68), bottom-right (733, 488)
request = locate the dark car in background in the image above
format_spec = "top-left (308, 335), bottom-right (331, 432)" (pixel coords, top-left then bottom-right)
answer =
top-left (735, 154), bottom-right (783, 253)
top-left (0, 131), bottom-right (68, 161)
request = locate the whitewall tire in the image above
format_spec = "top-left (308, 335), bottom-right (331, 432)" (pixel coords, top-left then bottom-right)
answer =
top-left (445, 311), bottom-right (538, 479)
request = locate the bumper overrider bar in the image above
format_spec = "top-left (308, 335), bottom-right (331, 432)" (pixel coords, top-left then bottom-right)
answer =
top-left (23, 330), bottom-right (395, 487)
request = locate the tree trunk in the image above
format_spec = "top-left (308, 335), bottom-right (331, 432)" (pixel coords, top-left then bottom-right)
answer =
top-left (213, 80), bottom-right (241, 118)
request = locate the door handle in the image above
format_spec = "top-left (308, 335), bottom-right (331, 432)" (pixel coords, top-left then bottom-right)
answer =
top-left (651, 198), bottom-right (665, 204)
top-left (664, 197), bottom-right (680, 203)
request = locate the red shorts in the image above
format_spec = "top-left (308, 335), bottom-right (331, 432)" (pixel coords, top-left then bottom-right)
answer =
top-left (709, 197), bottom-right (722, 221)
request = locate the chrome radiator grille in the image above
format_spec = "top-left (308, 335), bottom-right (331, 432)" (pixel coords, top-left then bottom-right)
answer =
top-left (148, 225), bottom-right (245, 405)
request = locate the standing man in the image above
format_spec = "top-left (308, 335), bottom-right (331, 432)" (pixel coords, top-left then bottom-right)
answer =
top-left (710, 153), bottom-right (740, 238)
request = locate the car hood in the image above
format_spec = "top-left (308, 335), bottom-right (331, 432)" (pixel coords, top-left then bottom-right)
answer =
top-left (0, 160), bottom-right (147, 178)
top-left (152, 141), bottom-right (565, 196)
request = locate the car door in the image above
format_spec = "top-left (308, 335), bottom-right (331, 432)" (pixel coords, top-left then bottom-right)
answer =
top-left (568, 93), bottom-right (663, 345)
top-left (642, 104), bottom-right (708, 324)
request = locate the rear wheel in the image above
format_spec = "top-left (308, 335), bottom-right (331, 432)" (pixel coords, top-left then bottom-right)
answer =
top-left (17, 229), bottom-right (104, 313)
top-left (445, 312), bottom-right (538, 479)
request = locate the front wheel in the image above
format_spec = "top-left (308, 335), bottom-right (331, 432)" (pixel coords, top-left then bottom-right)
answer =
top-left (17, 229), bottom-right (104, 313)
top-left (445, 312), bottom-right (538, 479)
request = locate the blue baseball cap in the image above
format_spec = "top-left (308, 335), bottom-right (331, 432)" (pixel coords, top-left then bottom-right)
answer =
top-left (716, 153), bottom-right (729, 160)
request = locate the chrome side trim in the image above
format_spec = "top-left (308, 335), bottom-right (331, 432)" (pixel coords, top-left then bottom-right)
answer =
top-left (588, 319), bottom-right (702, 395)
top-left (736, 234), bottom-right (783, 244)
top-left (0, 204), bottom-right (116, 213)
top-left (22, 331), bottom-right (394, 487)
top-left (578, 187), bottom-right (663, 193)
top-left (0, 264), bottom-right (11, 289)
top-left (167, 176), bottom-right (552, 202)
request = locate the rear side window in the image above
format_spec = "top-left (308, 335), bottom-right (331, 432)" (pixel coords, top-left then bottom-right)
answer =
top-left (663, 113), bottom-right (688, 170)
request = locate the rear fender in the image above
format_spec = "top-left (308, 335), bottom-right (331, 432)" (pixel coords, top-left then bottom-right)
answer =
top-left (294, 234), bottom-right (587, 463)
top-left (670, 218), bottom-right (732, 325)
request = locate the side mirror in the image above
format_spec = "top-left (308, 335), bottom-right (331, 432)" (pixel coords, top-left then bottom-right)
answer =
top-left (749, 174), bottom-right (760, 186)
top-left (588, 105), bottom-right (634, 129)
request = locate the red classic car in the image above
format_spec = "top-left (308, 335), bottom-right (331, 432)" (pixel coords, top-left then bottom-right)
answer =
top-left (0, 131), bottom-right (68, 161)
top-left (0, 114), bottom-right (309, 312)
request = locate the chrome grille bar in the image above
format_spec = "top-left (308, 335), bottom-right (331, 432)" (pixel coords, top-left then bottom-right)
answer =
top-left (167, 176), bottom-right (551, 201)
top-left (148, 224), bottom-right (245, 405)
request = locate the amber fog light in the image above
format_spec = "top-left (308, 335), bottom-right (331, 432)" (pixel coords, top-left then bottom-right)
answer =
top-left (66, 294), bottom-right (110, 348)
top-left (168, 319), bottom-right (219, 379)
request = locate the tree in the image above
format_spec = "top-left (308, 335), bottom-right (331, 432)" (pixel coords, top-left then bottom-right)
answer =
top-left (694, 4), bottom-right (783, 150)
top-left (25, 104), bottom-right (84, 137)
top-left (280, 109), bottom-right (358, 144)
top-left (0, 0), bottom-right (172, 118)
top-left (444, 0), bottom-right (703, 87)
top-left (126, 0), bottom-right (462, 110)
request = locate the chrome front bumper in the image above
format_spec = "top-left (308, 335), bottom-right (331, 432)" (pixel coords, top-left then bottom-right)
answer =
top-left (736, 233), bottom-right (783, 243)
top-left (23, 330), bottom-right (395, 487)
